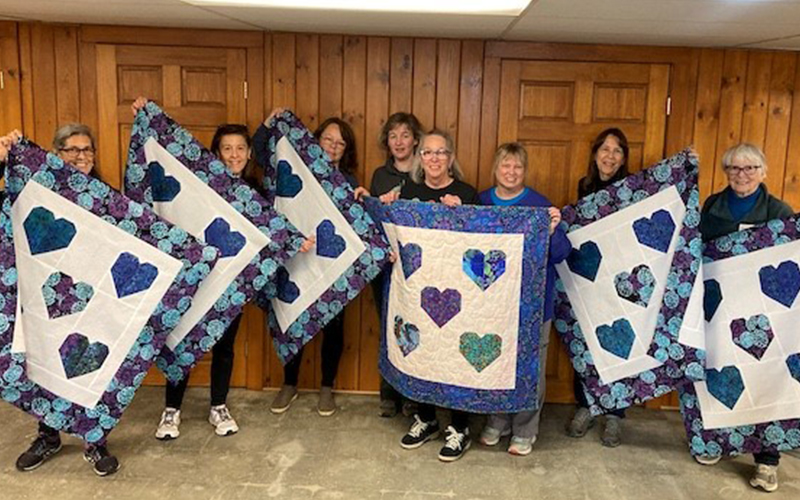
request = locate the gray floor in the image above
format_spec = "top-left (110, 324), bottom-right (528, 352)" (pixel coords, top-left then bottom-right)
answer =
top-left (0, 388), bottom-right (798, 499)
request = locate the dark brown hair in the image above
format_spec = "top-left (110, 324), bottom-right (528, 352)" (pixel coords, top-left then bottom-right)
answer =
top-left (210, 123), bottom-right (259, 186)
top-left (379, 112), bottom-right (423, 160)
top-left (579, 128), bottom-right (630, 196)
top-left (314, 117), bottom-right (358, 175)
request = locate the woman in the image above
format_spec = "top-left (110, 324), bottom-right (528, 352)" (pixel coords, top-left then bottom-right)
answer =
top-left (477, 143), bottom-right (571, 456)
top-left (694, 143), bottom-right (792, 493)
top-left (268, 117), bottom-right (359, 417)
top-left (369, 112), bottom-right (423, 418)
top-left (566, 128), bottom-right (630, 447)
top-left (382, 129), bottom-right (478, 462)
top-left (1, 125), bottom-right (120, 476)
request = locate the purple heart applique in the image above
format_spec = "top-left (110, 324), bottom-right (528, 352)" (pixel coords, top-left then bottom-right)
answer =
top-left (394, 316), bottom-right (420, 356)
top-left (730, 314), bottom-right (774, 361)
top-left (42, 271), bottom-right (94, 320)
top-left (462, 249), bottom-right (506, 291)
top-left (59, 333), bottom-right (110, 379)
top-left (204, 217), bottom-right (246, 258)
top-left (613, 264), bottom-right (656, 308)
top-left (276, 267), bottom-right (300, 303)
top-left (111, 252), bottom-right (159, 298)
top-left (633, 209), bottom-right (676, 253)
top-left (398, 241), bottom-right (422, 279)
top-left (316, 219), bottom-right (346, 259)
top-left (420, 287), bottom-right (461, 328)
top-left (148, 161), bottom-right (181, 202)
top-left (23, 206), bottom-right (77, 255)
top-left (759, 261), bottom-right (800, 308)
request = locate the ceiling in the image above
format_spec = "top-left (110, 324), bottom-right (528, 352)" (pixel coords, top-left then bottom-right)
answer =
top-left (1, 0), bottom-right (800, 50)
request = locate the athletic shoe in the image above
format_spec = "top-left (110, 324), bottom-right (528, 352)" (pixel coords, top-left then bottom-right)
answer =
top-left (749, 464), bottom-right (778, 492)
top-left (479, 426), bottom-right (510, 446)
top-left (270, 385), bottom-right (298, 414)
top-left (438, 426), bottom-right (471, 462)
top-left (317, 386), bottom-right (337, 417)
top-left (83, 445), bottom-right (120, 477)
top-left (155, 408), bottom-right (181, 440)
top-left (15, 433), bottom-right (62, 471)
top-left (508, 435), bottom-right (536, 456)
top-left (601, 415), bottom-right (622, 448)
top-left (379, 399), bottom-right (399, 418)
top-left (209, 404), bottom-right (239, 436)
top-left (400, 414), bottom-right (440, 449)
top-left (566, 407), bottom-right (595, 438)
top-left (694, 454), bottom-right (722, 466)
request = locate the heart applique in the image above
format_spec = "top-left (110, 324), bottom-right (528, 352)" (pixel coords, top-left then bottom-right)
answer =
top-left (42, 272), bottom-right (94, 320)
top-left (111, 252), bottom-right (159, 298)
top-left (614, 264), bottom-right (656, 308)
top-left (204, 217), bottom-right (246, 258)
top-left (786, 353), bottom-right (800, 383)
top-left (459, 332), bottom-right (502, 372)
top-left (420, 287), bottom-right (461, 328)
top-left (23, 206), bottom-right (77, 255)
top-left (705, 366), bottom-right (745, 410)
top-left (463, 249), bottom-right (506, 291)
top-left (59, 333), bottom-right (110, 379)
top-left (275, 267), bottom-right (300, 304)
top-left (316, 219), bottom-right (346, 259)
top-left (703, 279), bottom-right (723, 322)
top-left (393, 316), bottom-right (420, 356)
top-left (759, 261), bottom-right (800, 308)
top-left (595, 319), bottom-right (636, 360)
top-left (633, 209), bottom-right (676, 253)
top-left (148, 161), bottom-right (181, 202)
top-left (566, 241), bottom-right (602, 282)
top-left (730, 314), bottom-right (774, 361)
top-left (276, 160), bottom-right (303, 198)
top-left (398, 241), bottom-right (422, 280)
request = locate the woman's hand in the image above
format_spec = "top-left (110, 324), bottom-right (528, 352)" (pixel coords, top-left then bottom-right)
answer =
top-left (264, 107), bottom-right (287, 127)
top-left (0, 130), bottom-right (23, 163)
top-left (548, 206), bottom-right (562, 235)
top-left (131, 96), bottom-right (148, 117)
top-left (388, 251), bottom-right (398, 263)
top-left (299, 236), bottom-right (316, 253)
top-left (353, 186), bottom-right (370, 201)
top-left (440, 194), bottom-right (462, 207)
top-left (380, 190), bottom-right (400, 204)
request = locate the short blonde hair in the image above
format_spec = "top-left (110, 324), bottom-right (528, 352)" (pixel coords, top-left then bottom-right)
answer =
top-left (492, 142), bottom-right (528, 181)
top-left (722, 143), bottom-right (768, 175)
top-left (410, 129), bottom-right (465, 183)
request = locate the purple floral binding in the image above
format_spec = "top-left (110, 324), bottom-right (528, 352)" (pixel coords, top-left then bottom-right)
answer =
top-left (125, 102), bottom-right (305, 382)
top-left (680, 215), bottom-right (800, 458)
top-left (554, 150), bottom-right (705, 416)
top-left (0, 140), bottom-right (217, 443)
top-left (256, 112), bottom-right (391, 364)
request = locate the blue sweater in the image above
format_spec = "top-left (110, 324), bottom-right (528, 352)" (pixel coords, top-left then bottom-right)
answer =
top-left (479, 187), bottom-right (572, 322)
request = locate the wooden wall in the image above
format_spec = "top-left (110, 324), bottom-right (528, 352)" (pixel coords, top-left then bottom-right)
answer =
top-left (2, 21), bottom-right (800, 403)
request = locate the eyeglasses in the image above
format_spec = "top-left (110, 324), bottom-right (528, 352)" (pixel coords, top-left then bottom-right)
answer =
top-left (420, 149), bottom-right (452, 160)
top-left (321, 136), bottom-right (346, 150)
top-left (60, 147), bottom-right (95, 157)
top-left (725, 165), bottom-right (762, 176)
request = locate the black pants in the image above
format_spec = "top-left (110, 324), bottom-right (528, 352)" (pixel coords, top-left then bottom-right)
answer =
top-left (754, 451), bottom-right (781, 466)
top-left (284, 312), bottom-right (344, 387)
top-left (38, 422), bottom-right (105, 447)
top-left (573, 374), bottom-right (626, 418)
top-left (165, 314), bottom-right (242, 409)
top-left (418, 404), bottom-right (469, 433)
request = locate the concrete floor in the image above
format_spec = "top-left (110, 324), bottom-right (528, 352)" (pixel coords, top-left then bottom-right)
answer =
top-left (0, 388), bottom-right (798, 500)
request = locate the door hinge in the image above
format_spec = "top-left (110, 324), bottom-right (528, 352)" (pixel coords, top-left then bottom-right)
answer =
top-left (243, 81), bottom-right (248, 100)
top-left (666, 96), bottom-right (672, 116)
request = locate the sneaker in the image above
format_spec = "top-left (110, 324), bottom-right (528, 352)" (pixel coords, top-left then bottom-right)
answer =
top-left (400, 414), bottom-right (441, 449)
top-left (694, 454), bottom-right (722, 466)
top-left (15, 434), bottom-right (62, 471)
top-left (508, 435), bottom-right (536, 456)
top-left (438, 426), bottom-right (471, 462)
top-left (317, 386), bottom-right (337, 417)
top-left (379, 399), bottom-right (399, 418)
top-left (601, 415), bottom-right (622, 448)
top-left (566, 407), bottom-right (595, 438)
top-left (479, 426), bottom-right (510, 446)
top-left (270, 385), bottom-right (298, 414)
top-left (83, 445), bottom-right (120, 477)
top-left (209, 405), bottom-right (239, 436)
top-left (750, 464), bottom-right (779, 492)
top-left (401, 401), bottom-right (418, 418)
top-left (155, 408), bottom-right (181, 440)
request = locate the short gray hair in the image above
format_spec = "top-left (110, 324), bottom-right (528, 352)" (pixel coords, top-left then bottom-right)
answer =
top-left (721, 143), bottom-right (768, 175)
top-left (52, 123), bottom-right (96, 153)
top-left (410, 129), bottom-right (465, 184)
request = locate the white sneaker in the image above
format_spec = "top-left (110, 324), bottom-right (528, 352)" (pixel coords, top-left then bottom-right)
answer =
top-left (155, 408), bottom-right (181, 440)
top-left (508, 435), bottom-right (536, 456)
top-left (694, 454), bottom-right (722, 466)
top-left (750, 464), bottom-right (778, 492)
top-left (209, 404), bottom-right (239, 437)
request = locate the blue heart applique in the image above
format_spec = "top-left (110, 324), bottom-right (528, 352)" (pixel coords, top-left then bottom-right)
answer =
top-left (421, 287), bottom-right (461, 328)
top-left (759, 261), bottom-right (800, 308)
top-left (204, 217), bottom-right (246, 258)
top-left (23, 206), bottom-right (77, 255)
top-left (276, 267), bottom-right (300, 303)
top-left (566, 241), bottom-right (602, 282)
top-left (614, 264), bottom-right (655, 307)
top-left (111, 252), bottom-right (159, 298)
top-left (705, 366), bottom-right (745, 410)
top-left (398, 241), bottom-right (422, 280)
top-left (459, 332), bottom-right (502, 372)
top-left (148, 161), bottom-right (181, 202)
top-left (59, 333), bottom-right (110, 379)
top-left (463, 249), bottom-right (506, 291)
top-left (316, 219), bottom-right (346, 259)
top-left (42, 271), bottom-right (94, 320)
top-left (633, 209), bottom-right (676, 253)
top-left (703, 279), bottom-right (723, 322)
top-left (394, 316), bottom-right (420, 356)
top-left (786, 353), bottom-right (800, 383)
top-left (595, 319), bottom-right (636, 359)
top-left (276, 160), bottom-right (303, 198)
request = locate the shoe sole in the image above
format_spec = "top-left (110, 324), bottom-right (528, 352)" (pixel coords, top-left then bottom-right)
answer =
top-left (400, 430), bottom-right (441, 450)
top-left (317, 407), bottom-right (336, 417)
top-left (601, 439), bottom-right (621, 448)
top-left (82, 454), bottom-right (120, 477)
top-left (480, 430), bottom-right (511, 446)
top-left (750, 479), bottom-right (778, 493)
top-left (155, 433), bottom-right (179, 441)
top-left (270, 393), bottom-right (298, 414)
top-left (508, 446), bottom-right (532, 456)
top-left (566, 419), bottom-right (595, 438)
top-left (694, 457), bottom-right (721, 466)
top-left (16, 442), bottom-right (63, 472)
top-left (438, 439), bottom-right (472, 462)
top-left (213, 427), bottom-right (239, 437)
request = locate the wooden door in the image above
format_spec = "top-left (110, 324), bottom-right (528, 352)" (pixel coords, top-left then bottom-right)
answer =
top-left (498, 59), bottom-right (671, 405)
top-left (94, 43), bottom-right (251, 388)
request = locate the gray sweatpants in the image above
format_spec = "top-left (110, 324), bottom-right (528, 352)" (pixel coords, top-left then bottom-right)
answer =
top-left (486, 320), bottom-right (551, 439)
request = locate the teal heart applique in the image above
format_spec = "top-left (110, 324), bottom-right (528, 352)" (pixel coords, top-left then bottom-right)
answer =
top-left (459, 332), bottom-right (502, 372)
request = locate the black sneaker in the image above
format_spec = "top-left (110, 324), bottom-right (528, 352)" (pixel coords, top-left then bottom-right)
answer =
top-left (83, 445), bottom-right (120, 476)
top-left (438, 425), bottom-right (471, 462)
top-left (400, 415), bottom-right (440, 449)
top-left (16, 434), bottom-right (63, 471)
